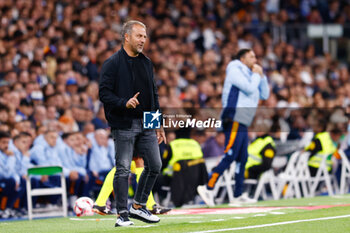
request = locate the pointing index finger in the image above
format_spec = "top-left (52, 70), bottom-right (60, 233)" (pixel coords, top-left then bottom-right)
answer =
top-left (134, 92), bottom-right (140, 99)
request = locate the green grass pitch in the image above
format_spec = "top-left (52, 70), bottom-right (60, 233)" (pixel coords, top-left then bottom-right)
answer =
top-left (1, 195), bottom-right (350, 233)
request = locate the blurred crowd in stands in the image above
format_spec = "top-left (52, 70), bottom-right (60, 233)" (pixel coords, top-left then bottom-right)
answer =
top-left (1, 0), bottom-right (350, 218)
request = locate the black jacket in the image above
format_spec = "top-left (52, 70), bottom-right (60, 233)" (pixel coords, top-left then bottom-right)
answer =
top-left (99, 47), bottom-right (159, 129)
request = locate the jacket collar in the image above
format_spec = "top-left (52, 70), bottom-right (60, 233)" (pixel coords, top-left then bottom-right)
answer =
top-left (121, 46), bottom-right (144, 59)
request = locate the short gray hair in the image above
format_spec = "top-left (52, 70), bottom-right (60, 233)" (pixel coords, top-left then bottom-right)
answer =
top-left (121, 20), bottom-right (146, 44)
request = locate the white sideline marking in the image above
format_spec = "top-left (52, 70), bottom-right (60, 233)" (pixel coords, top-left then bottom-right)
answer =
top-left (165, 216), bottom-right (204, 219)
top-left (269, 212), bottom-right (285, 215)
top-left (189, 214), bottom-right (350, 233)
top-left (231, 216), bottom-right (245, 219)
top-left (131, 225), bottom-right (156, 228)
top-left (253, 214), bottom-right (266, 217)
top-left (212, 219), bottom-right (225, 222)
top-left (189, 221), bottom-right (204, 224)
top-left (69, 218), bottom-right (114, 221)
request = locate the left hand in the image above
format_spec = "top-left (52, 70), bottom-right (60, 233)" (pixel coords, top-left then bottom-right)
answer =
top-left (156, 127), bottom-right (167, 144)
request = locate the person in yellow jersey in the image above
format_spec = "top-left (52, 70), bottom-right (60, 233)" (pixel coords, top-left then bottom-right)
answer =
top-left (92, 157), bottom-right (171, 215)
top-left (245, 124), bottom-right (276, 180)
top-left (306, 123), bottom-right (342, 176)
top-left (154, 130), bottom-right (208, 207)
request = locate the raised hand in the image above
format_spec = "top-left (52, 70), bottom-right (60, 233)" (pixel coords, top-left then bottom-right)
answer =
top-left (252, 64), bottom-right (263, 77)
top-left (126, 92), bottom-right (140, 108)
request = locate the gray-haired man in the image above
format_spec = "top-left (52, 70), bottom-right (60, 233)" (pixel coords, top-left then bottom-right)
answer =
top-left (99, 20), bottom-right (166, 227)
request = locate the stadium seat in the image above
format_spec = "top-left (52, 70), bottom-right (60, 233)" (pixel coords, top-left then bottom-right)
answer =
top-left (275, 151), bottom-right (310, 199)
top-left (339, 150), bottom-right (350, 194)
top-left (292, 151), bottom-right (313, 198)
top-left (26, 166), bottom-right (67, 220)
top-left (308, 154), bottom-right (338, 197)
top-left (211, 161), bottom-right (237, 204)
top-left (244, 169), bottom-right (279, 201)
top-left (210, 160), bottom-right (279, 203)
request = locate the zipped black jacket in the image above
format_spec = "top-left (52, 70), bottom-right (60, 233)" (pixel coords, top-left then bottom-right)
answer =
top-left (99, 47), bottom-right (159, 129)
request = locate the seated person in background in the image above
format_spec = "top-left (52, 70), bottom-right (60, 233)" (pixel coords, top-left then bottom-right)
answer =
top-left (305, 121), bottom-right (342, 176)
top-left (11, 132), bottom-right (33, 212)
top-left (58, 132), bottom-right (90, 204)
top-left (0, 131), bottom-right (22, 218)
top-left (245, 123), bottom-right (276, 179)
top-left (91, 106), bottom-right (109, 129)
top-left (287, 112), bottom-right (306, 140)
top-left (87, 129), bottom-right (114, 186)
top-left (202, 131), bottom-right (225, 158)
top-left (30, 130), bottom-right (62, 191)
top-left (154, 130), bottom-right (207, 207)
top-left (32, 123), bottom-right (64, 148)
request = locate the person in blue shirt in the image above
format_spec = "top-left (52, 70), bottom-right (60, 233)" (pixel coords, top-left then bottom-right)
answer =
top-left (91, 106), bottom-right (109, 129)
top-left (33, 124), bottom-right (64, 148)
top-left (197, 48), bottom-right (270, 206)
top-left (30, 130), bottom-right (62, 167)
top-left (58, 132), bottom-right (89, 199)
top-left (12, 132), bottom-right (33, 177)
top-left (87, 129), bottom-right (114, 184)
top-left (0, 131), bottom-right (20, 215)
top-left (29, 130), bottom-right (62, 204)
top-left (11, 132), bottom-right (33, 211)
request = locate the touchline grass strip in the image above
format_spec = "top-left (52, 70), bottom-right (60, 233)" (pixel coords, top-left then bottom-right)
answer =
top-left (190, 214), bottom-right (350, 233)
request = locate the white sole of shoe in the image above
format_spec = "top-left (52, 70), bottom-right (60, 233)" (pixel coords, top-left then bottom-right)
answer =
top-left (129, 212), bottom-right (160, 223)
top-left (115, 222), bottom-right (134, 227)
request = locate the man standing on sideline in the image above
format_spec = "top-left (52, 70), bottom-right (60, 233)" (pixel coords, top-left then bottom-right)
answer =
top-left (99, 20), bottom-right (166, 227)
top-left (197, 49), bottom-right (270, 206)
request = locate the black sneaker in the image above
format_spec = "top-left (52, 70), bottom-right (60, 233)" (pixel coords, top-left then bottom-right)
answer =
top-left (150, 204), bottom-right (172, 215)
top-left (129, 205), bottom-right (160, 223)
top-left (115, 213), bottom-right (134, 227)
top-left (92, 205), bottom-right (115, 215)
